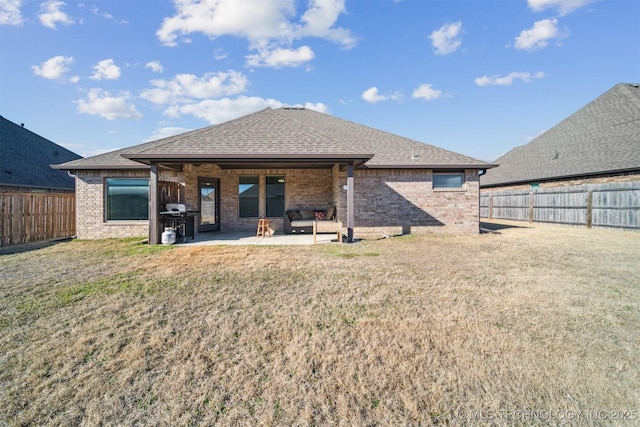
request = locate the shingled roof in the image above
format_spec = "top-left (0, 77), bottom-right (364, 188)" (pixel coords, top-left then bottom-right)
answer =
top-left (54, 107), bottom-right (493, 170)
top-left (1, 116), bottom-right (82, 191)
top-left (481, 83), bottom-right (640, 187)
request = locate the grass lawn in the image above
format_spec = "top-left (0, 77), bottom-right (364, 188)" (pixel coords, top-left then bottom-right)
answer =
top-left (1, 222), bottom-right (639, 426)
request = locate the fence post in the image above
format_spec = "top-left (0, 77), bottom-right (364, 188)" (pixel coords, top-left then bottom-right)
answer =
top-left (529, 191), bottom-right (534, 223)
top-left (489, 194), bottom-right (493, 220)
top-left (586, 190), bottom-right (593, 229)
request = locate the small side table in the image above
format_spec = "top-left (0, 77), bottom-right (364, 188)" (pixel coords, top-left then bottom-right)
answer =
top-left (313, 221), bottom-right (342, 244)
top-left (256, 219), bottom-right (271, 237)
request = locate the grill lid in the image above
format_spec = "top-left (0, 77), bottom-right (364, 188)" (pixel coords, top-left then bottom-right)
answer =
top-left (166, 203), bottom-right (186, 212)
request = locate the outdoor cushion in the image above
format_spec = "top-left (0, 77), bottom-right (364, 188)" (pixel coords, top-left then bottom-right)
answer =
top-left (300, 210), bottom-right (315, 220)
top-left (288, 210), bottom-right (302, 221)
top-left (326, 206), bottom-right (336, 220)
top-left (314, 211), bottom-right (326, 220)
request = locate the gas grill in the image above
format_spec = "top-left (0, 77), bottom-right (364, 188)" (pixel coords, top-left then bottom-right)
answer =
top-left (159, 203), bottom-right (199, 242)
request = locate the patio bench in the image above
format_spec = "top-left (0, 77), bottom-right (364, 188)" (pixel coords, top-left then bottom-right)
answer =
top-left (284, 206), bottom-right (337, 234)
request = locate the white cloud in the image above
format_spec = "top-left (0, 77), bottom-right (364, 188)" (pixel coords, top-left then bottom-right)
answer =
top-left (362, 87), bottom-right (387, 103)
top-left (156, 0), bottom-right (293, 46)
top-left (144, 126), bottom-right (193, 142)
top-left (164, 96), bottom-right (285, 123)
top-left (214, 49), bottom-right (228, 60)
top-left (38, 0), bottom-right (74, 29)
top-left (429, 21), bottom-right (462, 55)
top-left (163, 96), bottom-right (329, 124)
top-left (141, 70), bottom-right (249, 105)
top-left (527, 0), bottom-right (595, 16)
top-left (32, 55), bottom-right (74, 80)
top-left (90, 59), bottom-right (121, 80)
top-left (296, 0), bottom-right (357, 47)
top-left (139, 66), bottom-right (328, 124)
top-left (0, 0), bottom-right (23, 25)
top-left (474, 71), bottom-right (546, 86)
top-left (411, 84), bottom-right (443, 101)
top-left (156, 0), bottom-right (355, 68)
top-left (246, 45), bottom-right (314, 68)
top-left (145, 60), bottom-right (164, 73)
top-left (514, 18), bottom-right (566, 51)
top-left (88, 5), bottom-right (128, 23)
top-left (361, 87), bottom-right (402, 103)
top-left (301, 102), bottom-right (329, 114)
top-left (75, 88), bottom-right (142, 120)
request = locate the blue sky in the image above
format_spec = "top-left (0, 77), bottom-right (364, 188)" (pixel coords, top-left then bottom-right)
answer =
top-left (1, 0), bottom-right (638, 162)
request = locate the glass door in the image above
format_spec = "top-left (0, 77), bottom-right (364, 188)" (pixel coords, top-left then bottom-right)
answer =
top-left (198, 177), bottom-right (220, 232)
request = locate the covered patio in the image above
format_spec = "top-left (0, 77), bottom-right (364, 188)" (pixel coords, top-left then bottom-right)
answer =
top-left (144, 159), bottom-right (363, 245)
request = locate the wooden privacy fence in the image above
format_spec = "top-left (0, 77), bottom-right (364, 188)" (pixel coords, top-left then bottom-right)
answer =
top-left (0, 193), bottom-right (76, 246)
top-left (480, 183), bottom-right (640, 230)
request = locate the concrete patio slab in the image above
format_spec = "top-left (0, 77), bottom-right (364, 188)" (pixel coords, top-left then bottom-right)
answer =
top-left (170, 231), bottom-right (341, 246)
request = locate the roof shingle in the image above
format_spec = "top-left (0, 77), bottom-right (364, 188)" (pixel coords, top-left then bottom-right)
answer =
top-left (54, 108), bottom-right (492, 170)
top-left (481, 83), bottom-right (640, 187)
top-left (1, 116), bottom-right (82, 190)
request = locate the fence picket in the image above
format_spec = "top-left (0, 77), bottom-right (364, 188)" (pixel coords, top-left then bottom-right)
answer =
top-left (0, 193), bottom-right (76, 246)
top-left (481, 183), bottom-right (639, 230)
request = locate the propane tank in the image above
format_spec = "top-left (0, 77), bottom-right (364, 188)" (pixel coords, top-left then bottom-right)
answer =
top-left (161, 227), bottom-right (176, 245)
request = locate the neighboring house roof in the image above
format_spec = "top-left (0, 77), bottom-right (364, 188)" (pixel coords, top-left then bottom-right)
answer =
top-left (481, 83), bottom-right (640, 187)
top-left (1, 116), bottom-right (82, 191)
top-left (54, 107), bottom-right (494, 171)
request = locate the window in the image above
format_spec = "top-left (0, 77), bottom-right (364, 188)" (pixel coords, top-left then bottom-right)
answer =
top-left (105, 178), bottom-right (149, 220)
top-left (265, 176), bottom-right (285, 218)
top-left (433, 173), bottom-right (464, 189)
top-left (239, 176), bottom-right (259, 218)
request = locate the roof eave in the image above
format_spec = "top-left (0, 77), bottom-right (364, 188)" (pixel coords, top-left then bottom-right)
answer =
top-left (480, 166), bottom-right (640, 188)
top-left (364, 163), bottom-right (498, 169)
top-left (122, 153), bottom-right (375, 164)
top-left (51, 163), bottom-right (150, 171)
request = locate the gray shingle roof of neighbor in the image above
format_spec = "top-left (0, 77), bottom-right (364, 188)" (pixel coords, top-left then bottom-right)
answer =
top-left (1, 116), bottom-right (82, 190)
top-left (481, 83), bottom-right (640, 187)
top-left (53, 107), bottom-right (494, 170)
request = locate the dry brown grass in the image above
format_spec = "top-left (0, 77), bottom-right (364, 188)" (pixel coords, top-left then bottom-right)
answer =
top-left (1, 223), bottom-right (639, 426)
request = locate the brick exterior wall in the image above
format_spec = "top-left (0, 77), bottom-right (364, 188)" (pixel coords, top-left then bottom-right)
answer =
top-left (74, 166), bottom-right (482, 240)
top-left (74, 170), bottom-right (151, 240)
top-left (348, 169), bottom-right (480, 238)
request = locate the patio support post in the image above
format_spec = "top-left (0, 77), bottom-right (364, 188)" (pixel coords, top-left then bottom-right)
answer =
top-left (149, 163), bottom-right (160, 245)
top-left (347, 161), bottom-right (354, 243)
